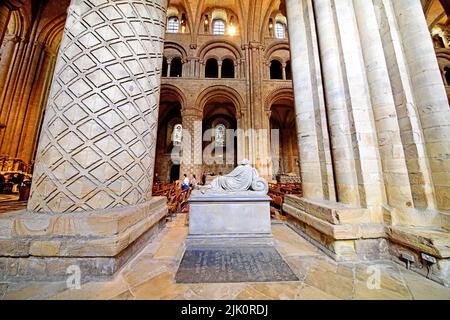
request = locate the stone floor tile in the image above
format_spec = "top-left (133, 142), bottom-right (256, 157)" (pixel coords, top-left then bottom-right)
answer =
top-left (354, 262), bottom-right (412, 300)
top-left (130, 272), bottom-right (190, 300)
top-left (303, 258), bottom-right (355, 299)
top-left (179, 283), bottom-right (248, 300)
top-left (110, 290), bottom-right (136, 300)
top-left (400, 269), bottom-right (450, 300)
top-left (273, 225), bottom-right (322, 258)
top-left (122, 253), bottom-right (180, 289)
top-left (3, 281), bottom-right (67, 300)
top-left (52, 276), bottom-right (130, 300)
top-left (297, 283), bottom-right (341, 300)
top-left (233, 282), bottom-right (304, 300)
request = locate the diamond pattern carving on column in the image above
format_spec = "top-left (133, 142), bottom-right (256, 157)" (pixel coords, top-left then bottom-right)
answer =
top-left (28, 0), bottom-right (167, 213)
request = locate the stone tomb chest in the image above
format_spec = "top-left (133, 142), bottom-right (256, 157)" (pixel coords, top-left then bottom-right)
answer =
top-left (187, 160), bottom-right (273, 245)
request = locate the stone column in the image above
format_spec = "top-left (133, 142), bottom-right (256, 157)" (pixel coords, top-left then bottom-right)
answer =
top-left (0, 36), bottom-right (26, 147)
top-left (373, 0), bottom-right (437, 213)
top-left (0, 35), bottom-right (19, 98)
top-left (313, 0), bottom-right (386, 208)
top-left (353, 0), bottom-right (414, 210)
top-left (167, 58), bottom-right (172, 77)
top-left (18, 49), bottom-right (57, 166)
top-left (285, 0), bottom-right (335, 200)
top-left (0, 0), bottom-right (170, 282)
top-left (392, 0), bottom-right (450, 211)
top-left (0, 5), bottom-right (11, 46)
top-left (29, 0), bottom-right (168, 213)
top-left (218, 60), bottom-right (222, 79)
top-left (181, 109), bottom-right (202, 178)
top-left (281, 62), bottom-right (287, 80)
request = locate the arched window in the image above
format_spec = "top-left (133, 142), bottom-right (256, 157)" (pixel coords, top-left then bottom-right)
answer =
top-left (286, 60), bottom-right (292, 80)
top-left (170, 57), bottom-right (183, 77)
top-left (275, 22), bottom-right (286, 39)
top-left (172, 124), bottom-right (183, 146)
top-left (215, 123), bottom-right (226, 147)
top-left (167, 16), bottom-right (179, 33)
top-left (213, 19), bottom-right (226, 35)
top-left (270, 60), bottom-right (283, 80)
top-left (162, 57), bottom-right (168, 77)
top-left (221, 59), bottom-right (235, 79)
top-left (205, 58), bottom-right (219, 78)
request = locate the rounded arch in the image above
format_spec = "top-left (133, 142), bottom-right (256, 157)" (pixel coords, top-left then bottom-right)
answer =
top-left (163, 41), bottom-right (188, 60)
top-left (203, 54), bottom-right (221, 62)
top-left (198, 39), bottom-right (243, 61)
top-left (264, 42), bottom-right (290, 62)
top-left (160, 83), bottom-right (187, 110)
top-left (195, 85), bottom-right (245, 117)
top-left (37, 14), bottom-right (66, 55)
top-left (265, 87), bottom-right (295, 112)
top-left (6, 7), bottom-right (28, 38)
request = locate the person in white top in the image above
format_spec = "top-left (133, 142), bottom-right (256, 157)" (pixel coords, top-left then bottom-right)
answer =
top-left (182, 174), bottom-right (189, 191)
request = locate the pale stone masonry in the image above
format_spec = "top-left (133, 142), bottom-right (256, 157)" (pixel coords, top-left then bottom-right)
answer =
top-left (284, 0), bottom-right (450, 286)
top-left (0, 0), bottom-right (449, 287)
top-left (0, 0), bottom-right (169, 280)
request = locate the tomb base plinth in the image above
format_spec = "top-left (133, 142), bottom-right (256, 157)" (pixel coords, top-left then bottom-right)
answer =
top-left (187, 191), bottom-right (273, 246)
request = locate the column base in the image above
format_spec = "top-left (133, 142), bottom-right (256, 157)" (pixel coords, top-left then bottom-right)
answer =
top-left (0, 197), bottom-right (167, 282)
top-left (283, 196), bottom-right (387, 261)
top-left (284, 196), bottom-right (450, 287)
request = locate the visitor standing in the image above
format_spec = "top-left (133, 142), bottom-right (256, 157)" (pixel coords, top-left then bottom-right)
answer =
top-left (190, 174), bottom-right (197, 189)
top-left (182, 174), bottom-right (189, 191)
top-left (201, 172), bottom-right (206, 185)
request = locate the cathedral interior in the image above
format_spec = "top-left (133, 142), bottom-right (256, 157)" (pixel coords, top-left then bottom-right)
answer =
top-left (0, 0), bottom-right (449, 300)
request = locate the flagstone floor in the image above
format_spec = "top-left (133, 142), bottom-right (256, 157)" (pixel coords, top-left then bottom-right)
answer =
top-left (1, 214), bottom-right (450, 300)
top-left (0, 194), bottom-right (26, 215)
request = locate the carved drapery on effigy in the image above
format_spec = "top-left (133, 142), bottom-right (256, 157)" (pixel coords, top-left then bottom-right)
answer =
top-left (205, 160), bottom-right (269, 194)
top-left (28, 0), bottom-right (168, 213)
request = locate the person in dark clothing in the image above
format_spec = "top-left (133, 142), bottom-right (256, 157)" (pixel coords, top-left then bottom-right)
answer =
top-left (201, 172), bottom-right (206, 185)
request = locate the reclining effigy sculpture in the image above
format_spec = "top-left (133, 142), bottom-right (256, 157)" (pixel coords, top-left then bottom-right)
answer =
top-left (201, 159), bottom-right (268, 194)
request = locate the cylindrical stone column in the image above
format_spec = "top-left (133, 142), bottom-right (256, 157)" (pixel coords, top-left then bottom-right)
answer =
top-left (392, 0), bottom-right (450, 211)
top-left (285, 0), bottom-right (335, 201)
top-left (218, 60), bottom-right (222, 79)
top-left (0, 35), bottom-right (19, 98)
top-left (353, 0), bottom-right (414, 209)
top-left (314, 0), bottom-right (361, 205)
top-left (167, 58), bottom-right (172, 77)
top-left (180, 109), bottom-right (202, 179)
top-left (28, 0), bottom-right (168, 213)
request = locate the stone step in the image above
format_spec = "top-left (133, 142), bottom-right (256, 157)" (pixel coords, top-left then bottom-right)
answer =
top-left (283, 203), bottom-right (385, 240)
top-left (387, 226), bottom-right (450, 259)
top-left (284, 195), bottom-right (371, 225)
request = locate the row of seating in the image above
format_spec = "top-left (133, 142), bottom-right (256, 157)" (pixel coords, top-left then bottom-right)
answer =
top-left (268, 183), bottom-right (303, 221)
top-left (152, 182), bottom-right (191, 217)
